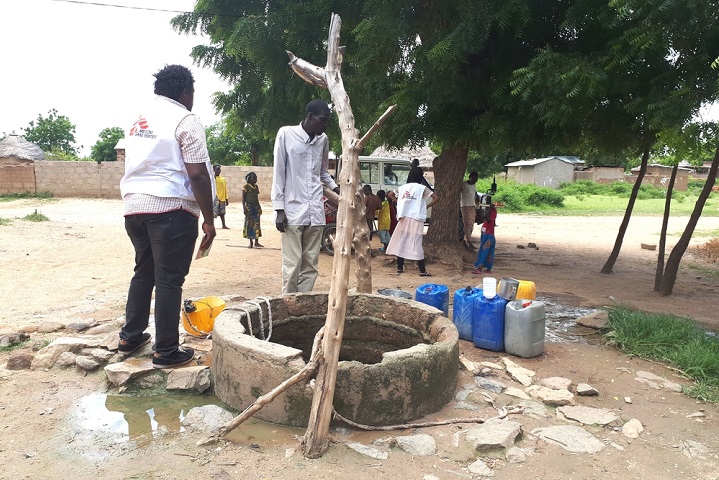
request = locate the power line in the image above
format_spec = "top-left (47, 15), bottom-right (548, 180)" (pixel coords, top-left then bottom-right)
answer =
top-left (48, 0), bottom-right (189, 15)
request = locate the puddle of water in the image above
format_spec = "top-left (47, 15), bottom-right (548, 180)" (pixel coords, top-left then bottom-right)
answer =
top-left (539, 296), bottom-right (604, 345)
top-left (68, 392), bottom-right (303, 459)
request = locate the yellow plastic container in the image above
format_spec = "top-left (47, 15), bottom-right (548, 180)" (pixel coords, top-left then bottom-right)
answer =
top-left (515, 280), bottom-right (537, 300)
top-left (182, 296), bottom-right (226, 337)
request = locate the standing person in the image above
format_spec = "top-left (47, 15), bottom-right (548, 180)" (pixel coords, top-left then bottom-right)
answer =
top-left (271, 99), bottom-right (340, 293)
top-left (242, 171), bottom-right (263, 248)
top-left (119, 64), bottom-right (216, 369)
top-left (213, 164), bottom-right (230, 229)
top-left (460, 171), bottom-right (479, 250)
top-left (376, 190), bottom-right (391, 252)
top-left (386, 166), bottom-right (438, 276)
top-left (472, 200), bottom-right (497, 274)
top-left (362, 184), bottom-right (383, 240)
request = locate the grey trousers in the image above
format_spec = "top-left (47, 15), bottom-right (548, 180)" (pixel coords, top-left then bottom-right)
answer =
top-left (281, 225), bottom-right (323, 293)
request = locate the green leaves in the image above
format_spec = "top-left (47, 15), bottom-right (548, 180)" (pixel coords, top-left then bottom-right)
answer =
top-left (23, 109), bottom-right (78, 157)
top-left (90, 127), bottom-right (124, 163)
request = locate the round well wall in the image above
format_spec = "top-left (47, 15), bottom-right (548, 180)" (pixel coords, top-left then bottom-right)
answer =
top-left (212, 292), bottom-right (459, 427)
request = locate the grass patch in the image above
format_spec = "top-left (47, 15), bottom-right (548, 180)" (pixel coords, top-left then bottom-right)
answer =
top-left (0, 192), bottom-right (54, 202)
top-left (23, 209), bottom-right (49, 222)
top-left (0, 217), bottom-right (10, 226)
top-left (605, 306), bottom-right (719, 403)
top-left (0, 340), bottom-right (29, 352)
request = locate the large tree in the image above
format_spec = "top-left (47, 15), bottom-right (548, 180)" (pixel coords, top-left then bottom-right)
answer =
top-left (90, 127), bottom-right (124, 163)
top-left (23, 109), bottom-right (79, 156)
top-left (174, 0), bottom-right (718, 255)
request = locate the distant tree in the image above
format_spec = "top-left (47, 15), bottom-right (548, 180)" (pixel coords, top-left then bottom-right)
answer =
top-left (90, 127), bottom-right (125, 163)
top-left (23, 109), bottom-right (79, 156)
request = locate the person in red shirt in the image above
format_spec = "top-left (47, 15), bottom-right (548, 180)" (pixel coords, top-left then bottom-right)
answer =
top-left (472, 200), bottom-right (497, 274)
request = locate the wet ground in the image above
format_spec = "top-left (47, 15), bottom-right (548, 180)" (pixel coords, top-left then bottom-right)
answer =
top-left (67, 295), bottom-right (602, 452)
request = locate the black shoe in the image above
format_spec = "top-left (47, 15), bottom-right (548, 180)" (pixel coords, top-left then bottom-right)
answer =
top-left (118, 332), bottom-right (151, 355)
top-left (152, 347), bottom-right (195, 369)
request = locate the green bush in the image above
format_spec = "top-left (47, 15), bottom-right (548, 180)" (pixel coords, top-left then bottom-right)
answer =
top-left (559, 179), bottom-right (605, 196)
top-left (525, 188), bottom-right (565, 207)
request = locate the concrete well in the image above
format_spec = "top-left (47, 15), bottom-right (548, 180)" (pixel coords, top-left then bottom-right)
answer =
top-left (212, 292), bottom-right (459, 427)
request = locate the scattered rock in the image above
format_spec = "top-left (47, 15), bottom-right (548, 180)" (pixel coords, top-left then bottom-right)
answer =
top-left (476, 378), bottom-right (506, 394)
top-left (18, 325), bottom-right (37, 334)
top-left (36, 322), bottom-right (65, 333)
top-left (540, 377), bottom-right (572, 391)
top-left (99, 331), bottom-right (121, 351)
top-left (88, 348), bottom-right (115, 362)
top-left (517, 399), bottom-right (550, 419)
top-left (516, 245), bottom-right (526, 249)
top-left (31, 337), bottom-right (100, 370)
top-left (624, 396), bottom-right (632, 404)
top-left (576, 383), bottom-right (599, 396)
top-left (75, 355), bottom-right (100, 371)
top-left (504, 387), bottom-right (530, 400)
top-left (686, 411), bottom-right (706, 419)
top-left (467, 459), bottom-right (494, 476)
top-left (505, 446), bottom-right (527, 463)
top-left (181, 404), bottom-right (234, 434)
top-left (166, 366), bottom-right (211, 393)
top-left (6, 351), bottom-right (34, 370)
top-left (455, 389), bottom-right (472, 402)
top-left (396, 434), bottom-right (437, 456)
top-left (65, 322), bottom-right (95, 333)
top-left (527, 242), bottom-right (537, 249)
top-left (0, 333), bottom-right (29, 348)
top-left (557, 405), bottom-right (620, 426)
top-left (678, 439), bottom-right (709, 459)
top-left (531, 425), bottom-right (606, 453)
top-left (575, 310), bottom-right (609, 329)
top-left (635, 371), bottom-right (683, 392)
top-left (104, 358), bottom-right (155, 387)
top-left (85, 324), bottom-right (119, 336)
top-left (502, 357), bottom-right (535, 386)
top-left (54, 351), bottom-right (77, 369)
top-left (525, 385), bottom-right (575, 406)
top-left (465, 418), bottom-right (522, 452)
top-left (640, 243), bottom-right (657, 251)
top-left (621, 418), bottom-right (644, 439)
top-left (346, 442), bottom-right (388, 460)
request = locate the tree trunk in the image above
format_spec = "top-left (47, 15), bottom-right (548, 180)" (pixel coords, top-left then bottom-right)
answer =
top-left (251, 143), bottom-right (260, 166)
top-left (658, 146), bottom-right (719, 295)
top-left (654, 164), bottom-right (678, 291)
top-left (425, 143), bottom-right (468, 245)
top-left (601, 145), bottom-right (650, 274)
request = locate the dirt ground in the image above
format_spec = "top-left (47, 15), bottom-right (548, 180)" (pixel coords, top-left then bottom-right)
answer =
top-left (1, 197), bottom-right (718, 480)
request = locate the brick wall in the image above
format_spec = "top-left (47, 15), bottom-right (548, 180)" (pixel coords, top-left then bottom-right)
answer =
top-left (20, 161), bottom-right (274, 201)
top-left (0, 157), bottom-right (36, 194)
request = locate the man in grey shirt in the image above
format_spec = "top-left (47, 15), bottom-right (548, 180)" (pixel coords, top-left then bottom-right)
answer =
top-left (271, 99), bottom-right (340, 293)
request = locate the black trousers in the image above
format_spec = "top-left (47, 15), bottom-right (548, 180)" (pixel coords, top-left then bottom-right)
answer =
top-left (122, 209), bottom-right (198, 356)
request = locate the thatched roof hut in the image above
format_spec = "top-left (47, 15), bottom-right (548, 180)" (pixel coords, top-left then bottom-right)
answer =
top-left (369, 144), bottom-right (437, 170)
top-left (0, 132), bottom-right (45, 161)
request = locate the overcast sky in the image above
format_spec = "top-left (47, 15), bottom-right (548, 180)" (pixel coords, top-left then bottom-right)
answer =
top-left (1, 0), bottom-right (228, 156)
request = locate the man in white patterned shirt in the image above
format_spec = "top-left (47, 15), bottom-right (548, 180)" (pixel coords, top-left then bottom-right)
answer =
top-left (119, 64), bottom-right (216, 368)
top-left (271, 99), bottom-right (340, 293)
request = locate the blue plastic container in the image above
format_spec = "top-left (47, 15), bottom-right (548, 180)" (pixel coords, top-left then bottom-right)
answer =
top-left (415, 283), bottom-right (450, 317)
top-left (452, 287), bottom-right (483, 341)
top-left (472, 294), bottom-right (509, 351)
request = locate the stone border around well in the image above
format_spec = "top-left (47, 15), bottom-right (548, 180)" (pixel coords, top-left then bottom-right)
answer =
top-left (212, 292), bottom-right (459, 427)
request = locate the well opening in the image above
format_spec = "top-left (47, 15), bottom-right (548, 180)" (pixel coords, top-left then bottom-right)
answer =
top-left (268, 315), bottom-right (429, 365)
top-left (212, 292), bottom-right (459, 427)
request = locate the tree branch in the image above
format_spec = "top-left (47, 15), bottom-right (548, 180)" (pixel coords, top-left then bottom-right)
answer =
top-left (356, 105), bottom-right (397, 150)
top-left (286, 51), bottom-right (327, 88)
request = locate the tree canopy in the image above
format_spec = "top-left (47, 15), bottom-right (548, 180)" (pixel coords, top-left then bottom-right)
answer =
top-left (23, 109), bottom-right (79, 157)
top-left (90, 127), bottom-right (124, 163)
top-left (173, 0), bottom-right (719, 244)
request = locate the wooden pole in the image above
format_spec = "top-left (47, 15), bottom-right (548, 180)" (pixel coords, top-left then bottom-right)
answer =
top-left (287, 13), bottom-right (396, 458)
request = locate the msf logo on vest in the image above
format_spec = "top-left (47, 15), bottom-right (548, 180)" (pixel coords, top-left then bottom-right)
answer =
top-left (129, 116), bottom-right (157, 139)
